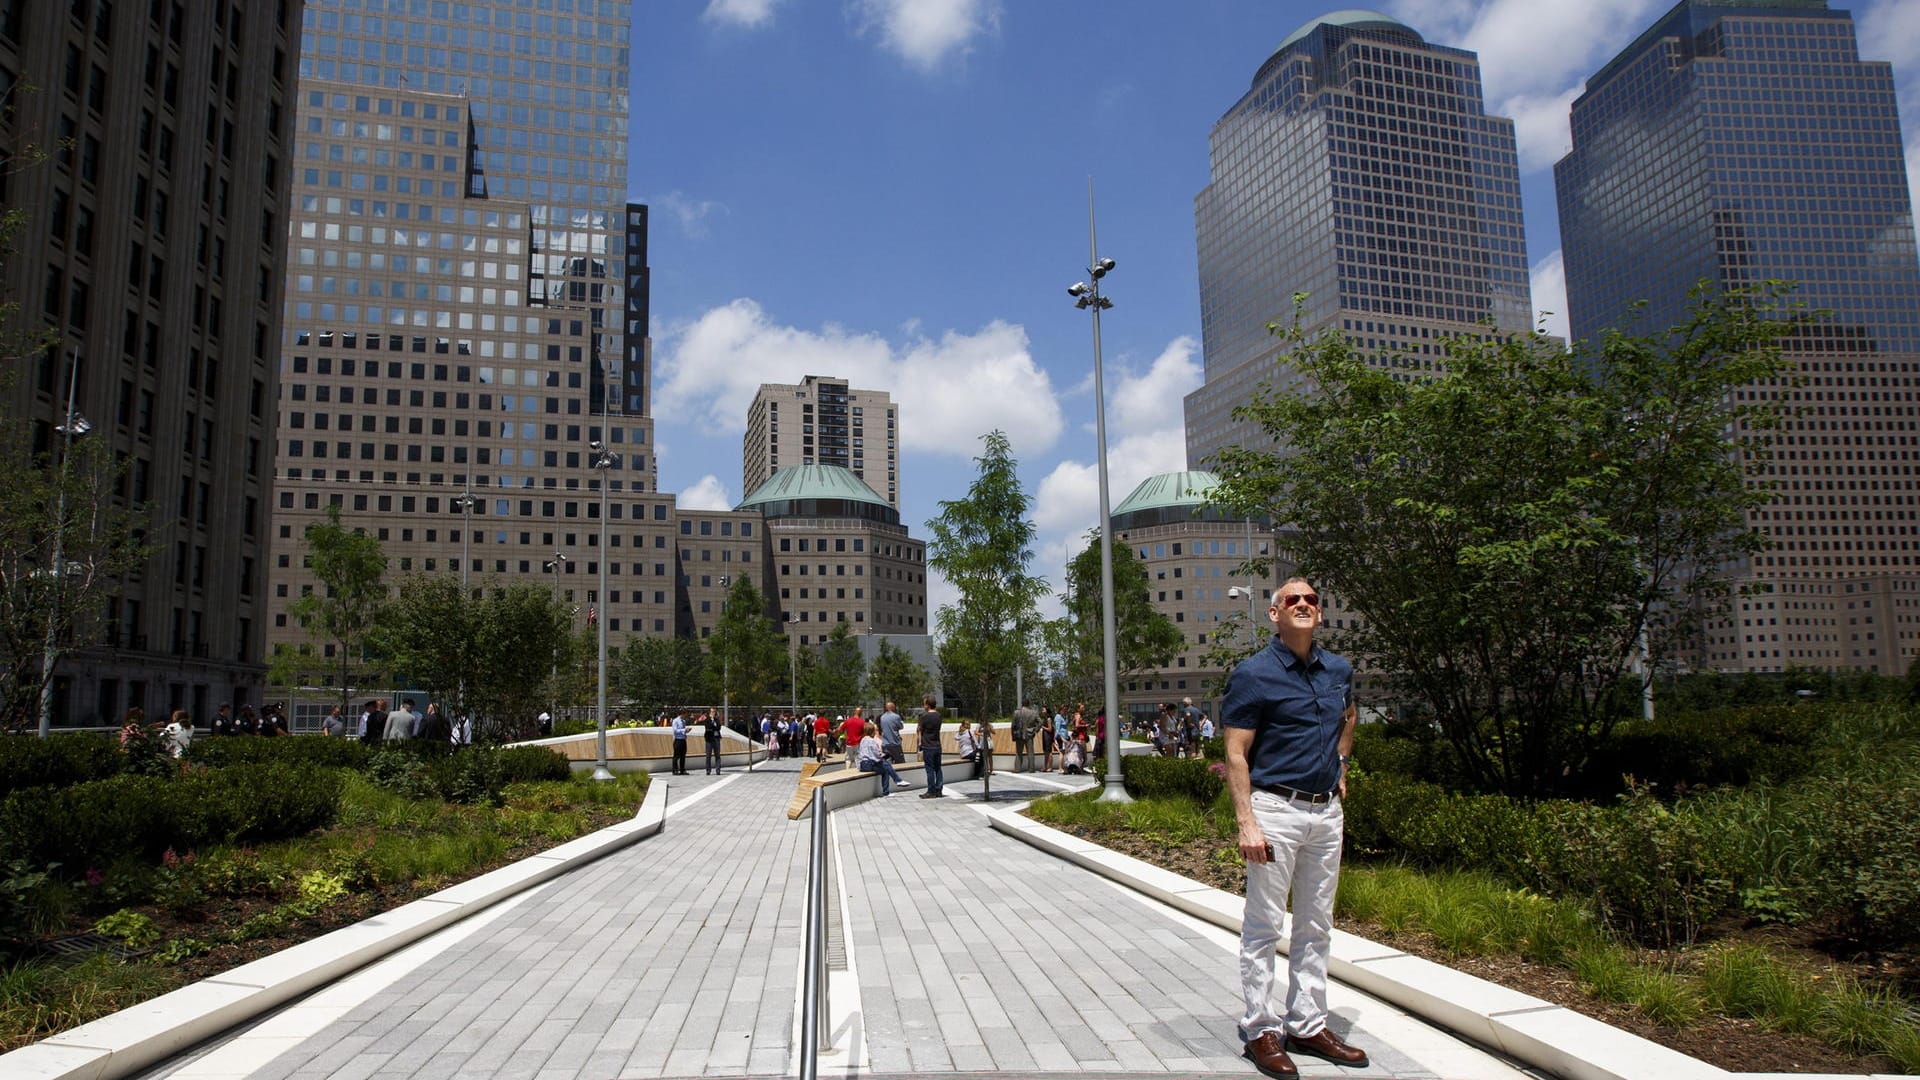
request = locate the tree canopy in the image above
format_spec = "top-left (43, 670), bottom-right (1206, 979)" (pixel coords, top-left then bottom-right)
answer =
top-left (1043, 527), bottom-right (1184, 707)
top-left (708, 574), bottom-right (786, 713)
top-left (286, 505), bottom-right (389, 713)
top-left (1210, 285), bottom-right (1800, 795)
top-left (927, 431), bottom-right (1048, 719)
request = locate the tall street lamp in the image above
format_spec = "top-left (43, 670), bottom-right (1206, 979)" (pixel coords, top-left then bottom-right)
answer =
top-left (588, 440), bottom-right (616, 781)
top-left (543, 551), bottom-right (569, 730)
top-left (1067, 182), bottom-right (1130, 804)
top-left (453, 489), bottom-right (477, 591)
top-left (40, 353), bottom-right (90, 738)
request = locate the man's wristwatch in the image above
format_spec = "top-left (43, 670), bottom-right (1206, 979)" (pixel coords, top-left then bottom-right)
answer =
top-left (1339, 754), bottom-right (1352, 768)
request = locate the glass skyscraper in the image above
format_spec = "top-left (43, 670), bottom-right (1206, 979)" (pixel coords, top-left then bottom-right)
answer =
top-left (1557, 0), bottom-right (1920, 673)
top-left (1183, 11), bottom-right (1535, 467)
top-left (269, 1), bottom-right (681, 661)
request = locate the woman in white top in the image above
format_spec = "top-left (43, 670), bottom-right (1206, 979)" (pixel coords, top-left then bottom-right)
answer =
top-left (163, 709), bottom-right (194, 759)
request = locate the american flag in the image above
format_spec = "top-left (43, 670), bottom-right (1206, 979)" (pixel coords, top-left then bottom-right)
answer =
top-left (586, 606), bottom-right (598, 626)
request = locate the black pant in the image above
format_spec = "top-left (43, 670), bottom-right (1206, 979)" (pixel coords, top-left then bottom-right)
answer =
top-left (704, 739), bottom-right (721, 773)
top-left (672, 739), bottom-right (688, 774)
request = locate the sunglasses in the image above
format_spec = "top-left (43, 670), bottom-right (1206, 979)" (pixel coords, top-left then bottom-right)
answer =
top-left (1279, 593), bottom-right (1320, 609)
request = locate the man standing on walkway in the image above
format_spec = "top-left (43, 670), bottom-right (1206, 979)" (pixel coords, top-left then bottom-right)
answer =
top-left (670, 709), bottom-right (690, 775)
top-left (916, 694), bottom-right (943, 799)
top-left (703, 710), bottom-right (724, 774)
top-left (839, 710), bottom-right (866, 769)
top-left (878, 701), bottom-right (906, 765)
top-left (382, 699), bottom-right (418, 742)
top-left (1225, 579), bottom-right (1366, 1076)
top-left (1011, 700), bottom-right (1038, 772)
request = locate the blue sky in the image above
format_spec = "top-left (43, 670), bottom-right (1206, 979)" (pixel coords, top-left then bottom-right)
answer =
top-left (629, 0), bottom-right (1920, 621)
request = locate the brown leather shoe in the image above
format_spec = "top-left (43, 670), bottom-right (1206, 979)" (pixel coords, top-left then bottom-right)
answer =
top-left (1287, 1027), bottom-right (1368, 1067)
top-left (1243, 1031), bottom-right (1298, 1078)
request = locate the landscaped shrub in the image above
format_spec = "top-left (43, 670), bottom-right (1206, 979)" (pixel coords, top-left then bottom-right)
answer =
top-left (0, 733), bottom-right (125, 796)
top-left (1823, 777), bottom-right (1920, 946)
top-left (187, 736), bottom-right (371, 770)
top-left (1119, 755), bottom-right (1223, 804)
top-left (493, 745), bottom-right (572, 784)
top-left (1579, 705), bottom-right (1825, 796)
top-left (0, 764), bottom-right (344, 875)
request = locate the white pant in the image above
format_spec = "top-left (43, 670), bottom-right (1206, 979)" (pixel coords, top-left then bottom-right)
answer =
top-left (1239, 789), bottom-right (1343, 1041)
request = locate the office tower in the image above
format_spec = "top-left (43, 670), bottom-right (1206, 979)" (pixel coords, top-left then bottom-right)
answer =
top-left (1183, 11), bottom-right (1535, 467)
top-left (743, 376), bottom-right (898, 510)
top-left (742, 464), bottom-right (926, 642)
top-left (268, 2), bottom-right (674, 664)
top-left (0, 4), bottom-right (298, 724)
top-left (1556, 0), bottom-right (1920, 673)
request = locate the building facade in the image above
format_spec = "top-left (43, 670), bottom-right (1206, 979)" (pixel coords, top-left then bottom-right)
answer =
top-left (266, 1), bottom-right (676, 663)
top-left (738, 464), bottom-right (926, 644)
top-left (1555, 0), bottom-right (1920, 673)
top-left (1183, 11), bottom-right (1536, 468)
top-left (742, 376), bottom-right (898, 510)
top-left (0, 2), bottom-right (298, 724)
top-left (1103, 472), bottom-right (1285, 721)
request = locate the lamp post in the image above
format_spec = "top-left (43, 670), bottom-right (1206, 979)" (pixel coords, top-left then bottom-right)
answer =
top-left (39, 353), bottom-right (90, 738)
top-left (543, 551), bottom-right (569, 731)
top-left (717, 574), bottom-right (731, 747)
top-left (588, 441), bottom-right (616, 781)
top-left (453, 489), bottom-right (477, 591)
top-left (1066, 182), bottom-right (1130, 804)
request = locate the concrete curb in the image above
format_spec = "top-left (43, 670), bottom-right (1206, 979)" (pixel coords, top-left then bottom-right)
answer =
top-left (2, 778), bottom-right (673, 1080)
top-left (981, 802), bottom-right (1901, 1080)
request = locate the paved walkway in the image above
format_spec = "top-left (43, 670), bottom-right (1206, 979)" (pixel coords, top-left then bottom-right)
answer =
top-left (138, 757), bottom-right (1539, 1080)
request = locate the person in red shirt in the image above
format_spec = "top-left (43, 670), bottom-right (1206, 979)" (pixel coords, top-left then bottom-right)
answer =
top-left (812, 712), bottom-right (831, 760)
top-left (839, 710), bottom-right (865, 765)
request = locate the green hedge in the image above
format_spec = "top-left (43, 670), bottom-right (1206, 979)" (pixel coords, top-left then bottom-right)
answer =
top-left (364, 744), bottom-right (571, 805)
top-left (1344, 769), bottom-right (1919, 947)
top-left (1111, 755), bottom-right (1224, 804)
top-left (0, 763), bottom-right (345, 873)
top-left (0, 733), bottom-right (125, 797)
top-left (186, 736), bottom-right (372, 770)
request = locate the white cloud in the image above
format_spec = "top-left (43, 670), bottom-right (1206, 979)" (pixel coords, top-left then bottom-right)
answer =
top-left (649, 191), bottom-right (725, 240)
top-left (850, 0), bottom-right (999, 72)
top-left (1031, 337), bottom-right (1202, 543)
top-left (1529, 248), bottom-right (1569, 344)
top-left (1500, 86), bottom-right (1581, 172)
top-left (678, 474), bottom-right (733, 511)
top-left (655, 298), bottom-right (1063, 462)
top-left (702, 0), bottom-right (780, 29)
top-left (1855, 0), bottom-right (1920, 227)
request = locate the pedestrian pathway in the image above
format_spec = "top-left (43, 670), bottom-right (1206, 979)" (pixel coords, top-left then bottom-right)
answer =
top-left (136, 757), bottom-right (1537, 1079)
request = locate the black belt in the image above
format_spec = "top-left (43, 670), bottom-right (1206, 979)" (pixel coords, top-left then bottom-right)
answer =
top-left (1259, 782), bottom-right (1336, 805)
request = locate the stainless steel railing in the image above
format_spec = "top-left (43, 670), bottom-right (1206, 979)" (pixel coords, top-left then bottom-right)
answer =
top-left (799, 786), bottom-right (829, 1080)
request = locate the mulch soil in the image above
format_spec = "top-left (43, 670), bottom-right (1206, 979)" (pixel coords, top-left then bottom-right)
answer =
top-left (1042, 820), bottom-right (1909, 1076)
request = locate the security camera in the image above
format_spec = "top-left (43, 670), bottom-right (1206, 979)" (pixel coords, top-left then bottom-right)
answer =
top-left (1068, 282), bottom-right (1089, 296)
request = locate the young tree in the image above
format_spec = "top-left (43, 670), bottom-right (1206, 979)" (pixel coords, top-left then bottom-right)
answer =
top-left (371, 573), bottom-right (475, 719)
top-left (866, 638), bottom-right (934, 710)
top-left (708, 574), bottom-right (785, 714)
top-left (0, 426), bottom-right (147, 731)
top-left (927, 430), bottom-right (1048, 720)
top-left (614, 635), bottom-right (710, 719)
top-left (802, 622), bottom-right (867, 713)
top-left (466, 582), bottom-right (571, 740)
top-left (1044, 527), bottom-right (1185, 706)
top-left (287, 505), bottom-right (389, 713)
top-left (1211, 285), bottom-right (1800, 796)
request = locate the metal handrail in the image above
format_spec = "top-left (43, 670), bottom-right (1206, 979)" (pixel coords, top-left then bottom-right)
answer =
top-left (799, 786), bottom-right (829, 1080)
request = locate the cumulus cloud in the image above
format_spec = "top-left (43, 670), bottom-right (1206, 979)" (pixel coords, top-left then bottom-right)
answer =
top-left (649, 191), bottom-right (725, 240)
top-left (702, 0), bottom-right (780, 29)
top-left (655, 298), bottom-right (1064, 462)
top-left (1501, 86), bottom-right (1582, 172)
top-left (1529, 249), bottom-right (1569, 344)
top-left (1032, 337), bottom-right (1201, 543)
top-left (1855, 0), bottom-right (1920, 221)
top-left (678, 474), bottom-right (733, 511)
top-left (850, 0), bottom-right (999, 72)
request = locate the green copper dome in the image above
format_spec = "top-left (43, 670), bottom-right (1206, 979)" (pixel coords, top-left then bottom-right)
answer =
top-left (737, 464), bottom-right (898, 524)
top-left (1273, 9), bottom-right (1424, 54)
top-left (1112, 471), bottom-right (1222, 518)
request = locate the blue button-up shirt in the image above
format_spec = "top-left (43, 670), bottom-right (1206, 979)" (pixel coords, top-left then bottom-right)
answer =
top-left (1221, 637), bottom-right (1352, 793)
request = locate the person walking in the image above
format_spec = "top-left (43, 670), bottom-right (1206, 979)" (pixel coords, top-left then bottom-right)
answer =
top-left (670, 709), bottom-right (691, 775)
top-left (916, 694), bottom-right (944, 799)
top-left (1225, 579), bottom-right (1366, 1077)
top-left (703, 710), bottom-right (724, 774)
